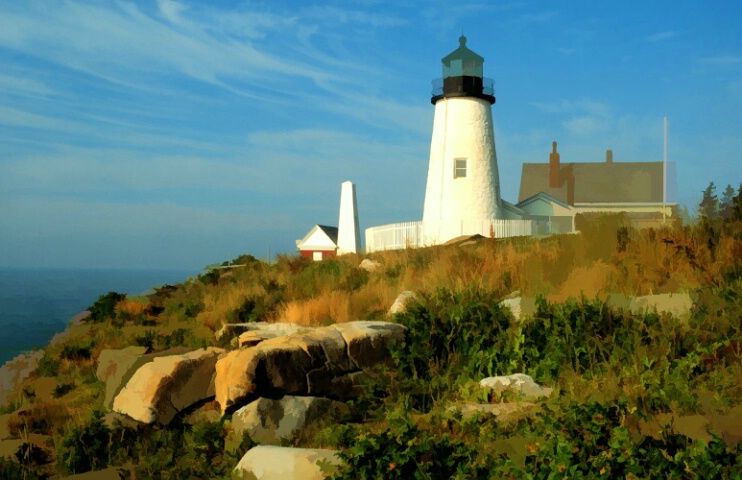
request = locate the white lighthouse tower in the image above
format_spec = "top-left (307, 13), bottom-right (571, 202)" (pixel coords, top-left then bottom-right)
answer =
top-left (422, 36), bottom-right (502, 244)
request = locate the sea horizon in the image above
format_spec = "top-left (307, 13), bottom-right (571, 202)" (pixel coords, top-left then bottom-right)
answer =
top-left (0, 266), bottom-right (196, 366)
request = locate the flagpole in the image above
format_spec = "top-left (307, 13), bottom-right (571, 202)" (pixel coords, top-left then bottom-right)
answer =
top-left (663, 117), bottom-right (667, 224)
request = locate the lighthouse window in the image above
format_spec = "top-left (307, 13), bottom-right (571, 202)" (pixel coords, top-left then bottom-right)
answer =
top-left (454, 158), bottom-right (467, 178)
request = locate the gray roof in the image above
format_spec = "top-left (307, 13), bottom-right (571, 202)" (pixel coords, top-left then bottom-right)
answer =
top-left (316, 225), bottom-right (339, 244)
top-left (519, 161), bottom-right (665, 204)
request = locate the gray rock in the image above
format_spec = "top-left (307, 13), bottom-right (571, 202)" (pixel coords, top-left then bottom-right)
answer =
top-left (96, 346), bottom-right (148, 409)
top-left (232, 396), bottom-right (347, 445)
top-left (388, 291), bottom-right (418, 315)
top-left (112, 347), bottom-right (224, 425)
top-left (217, 322), bottom-right (310, 343)
top-left (498, 297), bottom-right (537, 322)
top-left (238, 323), bottom-right (313, 348)
top-left (234, 446), bottom-right (342, 480)
top-left (0, 350), bottom-right (43, 408)
top-left (358, 259), bottom-right (381, 272)
top-left (215, 321), bottom-right (406, 414)
top-left (480, 373), bottom-right (553, 400)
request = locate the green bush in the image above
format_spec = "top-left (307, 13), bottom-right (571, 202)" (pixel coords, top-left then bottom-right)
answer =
top-left (133, 328), bottom-right (200, 353)
top-left (0, 457), bottom-right (41, 480)
top-left (36, 350), bottom-right (61, 377)
top-left (392, 288), bottom-right (512, 379)
top-left (57, 409), bottom-right (110, 475)
top-left (52, 382), bottom-right (75, 398)
top-left (329, 410), bottom-right (496, 480)
top-left (87, 291), bottom-right (126, 323)
top-left (60, 339), bottom-right (96, 362)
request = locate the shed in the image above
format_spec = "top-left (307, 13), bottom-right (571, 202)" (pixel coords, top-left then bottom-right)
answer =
top-left (296, 225), bottom-right (338, 261)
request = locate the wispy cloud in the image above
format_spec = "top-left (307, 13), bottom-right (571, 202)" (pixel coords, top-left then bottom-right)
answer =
top-left (529, 99), bottom-right (611, 118)
top-left (563, 116), bottom-right (608, 136)
top-left (701, 55), bottom-right (742, 65)
top-left (645, 31), bottom-right (676, 42)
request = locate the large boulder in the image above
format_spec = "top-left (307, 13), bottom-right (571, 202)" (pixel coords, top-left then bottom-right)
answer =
top-left (388, 291), bottom-right (417, 316)
top-left (232, 396), bottom-right (348, 445)
top-left (480, 373), bottom-right (553, 400)
top-left (112, 347), bottom-right (224, 424)
top-left (238, 323), bottom-right (313, 348)
top-left (96, 346), bottom-right (148, 409)
top-left (217, 322), bottom-right (311, 344)
top-left (234, 446), bottom-right (342, 480)
top-left (216, 321), bottom-right (406, 414)
top-left (358, 259), bottom-right (381, 273)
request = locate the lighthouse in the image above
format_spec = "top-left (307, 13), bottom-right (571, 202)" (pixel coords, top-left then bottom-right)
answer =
top-left (422, 36), bottom-right (502, 244)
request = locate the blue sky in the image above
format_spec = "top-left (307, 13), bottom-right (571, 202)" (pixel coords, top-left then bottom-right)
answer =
top-left (1, 1), bottom-right (740, 271)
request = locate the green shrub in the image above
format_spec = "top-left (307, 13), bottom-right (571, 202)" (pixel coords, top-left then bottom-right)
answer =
top-left (52, 382), bottom-right (75, 398)
top-left (329, 409), bottom-right (497, 480)
top-left (60, 339), bottom-right (96, 362)
top-left (133, 328), bottom-right (200, 353)
top-left (36, 351), bottom-right (61, 377)
top-left (87, 292), bottom-right (126, 323)
top-left (57, 409), bottom-right (110, 475)
top-left (198, 270), bottom-right (221, 286)
top-left (0, 457), bottom-right (41, 480)
top-left (392, 288), bottom-right (512, 380)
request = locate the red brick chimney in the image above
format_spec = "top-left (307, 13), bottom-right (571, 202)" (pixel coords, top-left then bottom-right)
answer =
top-left (549, 141), bottom-right (560, 188)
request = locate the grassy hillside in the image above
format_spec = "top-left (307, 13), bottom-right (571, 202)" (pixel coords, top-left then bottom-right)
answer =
top-left (2, 212), bottom-right (741, 478)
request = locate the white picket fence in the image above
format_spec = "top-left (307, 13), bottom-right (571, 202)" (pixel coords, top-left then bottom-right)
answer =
top-left (365, 219), bottom-right (536, 252)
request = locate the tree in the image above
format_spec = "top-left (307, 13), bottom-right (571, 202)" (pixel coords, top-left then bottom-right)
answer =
top-left (719, 184), bottom-right (736, 220)
top-left (698, 182), bottom-right (720, 222)
top-left (733, 184), bottom-right (742, 222)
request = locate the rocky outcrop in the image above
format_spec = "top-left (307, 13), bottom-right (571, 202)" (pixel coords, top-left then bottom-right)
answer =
top-left (237, 323), bottom-right (313, 348)
top-left (234, 446), bottom-right (342, 480)
top-left (232, 396), bottom-right (348, 445)
top-left (388, 291), bottom-right (418, 316)
top-left (480, 373), bottom-right (553, 400)
top-left (215, 321), bottom-right (406, 414)
top-left (96, 346), bottom-right (148, 409)
top-left (112, 347), bottom-right (224, 425)
top-left (0, 351), bottom-right (43, 407)
top-left (216, 322), bottom-right (311, 345)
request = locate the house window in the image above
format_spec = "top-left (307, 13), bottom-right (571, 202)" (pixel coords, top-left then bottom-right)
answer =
top-left (454, 158), bottom-right (467, 178)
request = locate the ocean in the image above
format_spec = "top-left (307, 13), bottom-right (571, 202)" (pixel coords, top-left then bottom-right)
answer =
top-left (0, 267), bottom-right (195, 366)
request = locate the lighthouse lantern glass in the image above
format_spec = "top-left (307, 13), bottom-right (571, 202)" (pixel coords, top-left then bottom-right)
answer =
top-left (441, 38), bottom-right (484, 79)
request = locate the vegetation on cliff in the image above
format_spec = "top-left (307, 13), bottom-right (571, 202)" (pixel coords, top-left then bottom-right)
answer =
top-left (1, 185), bottom-right (741, 478)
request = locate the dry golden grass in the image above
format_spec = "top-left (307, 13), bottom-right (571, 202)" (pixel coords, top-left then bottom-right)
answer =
top-left (115, 299), bottom-right (146, 319)
top-left (154, 218), bottom-right (741, 339)
top-left (280, 291), bottom-right (351, 326)
top-left (197, 282), bottom-right (267, 331)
